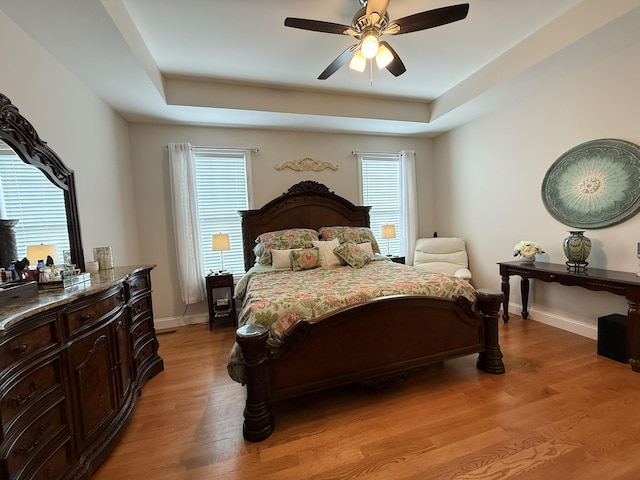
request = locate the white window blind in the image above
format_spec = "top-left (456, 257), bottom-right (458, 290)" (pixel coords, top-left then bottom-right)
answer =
top-left (0, 143), bottom-right (69, 262)
top-left (359, 152), bottom-right (402, 256)
top-left (193, 148), bottom-right (251, 275)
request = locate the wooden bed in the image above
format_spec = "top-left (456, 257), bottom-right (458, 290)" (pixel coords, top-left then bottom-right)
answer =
top-left (235, 180), bottom-right (504, 441)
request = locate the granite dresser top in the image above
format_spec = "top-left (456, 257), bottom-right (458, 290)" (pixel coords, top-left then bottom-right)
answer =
top-left (0, 265), bottom-right (155, 335)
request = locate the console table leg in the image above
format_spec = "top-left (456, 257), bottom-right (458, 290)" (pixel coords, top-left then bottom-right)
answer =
top-left (627, 300), bottom-right (640, 372)
top-left (520, 277), bottom-right (530, 319)
top-left (500, 275), bottom-right (510, 323)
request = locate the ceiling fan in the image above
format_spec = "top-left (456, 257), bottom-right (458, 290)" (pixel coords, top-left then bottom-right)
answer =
top-left (284, 0), bottom-right (469, 80)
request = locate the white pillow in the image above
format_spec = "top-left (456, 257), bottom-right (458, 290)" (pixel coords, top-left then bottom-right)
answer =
top-left (311, 239), bottom-right (341, 268)
top-left (271, 248), bottom-right (295, 269)
top-left (358, 241), bottom-right (374, 259)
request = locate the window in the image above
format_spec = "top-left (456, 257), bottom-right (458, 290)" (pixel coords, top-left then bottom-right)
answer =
top-left (192, 148), bottom-right (252, 276)
top-left (358, 152), bottom-right (402, 256)
top-left (0, 142), bottom-right (70, 262)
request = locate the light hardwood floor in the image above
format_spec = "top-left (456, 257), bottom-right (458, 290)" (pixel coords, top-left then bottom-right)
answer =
top-left (93, 315), bottom-right (640, 479)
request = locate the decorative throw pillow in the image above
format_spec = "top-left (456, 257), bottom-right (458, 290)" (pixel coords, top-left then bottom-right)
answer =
top-left (333, 241), bottom-right (372, 268)
top-left (358, 241), bottom-right (374, 259)
top-left (290, 247), bottom-right (320, 271)
top-left (318, 226), bottom-right (381, 254)
top-left (271, 248), bottom-right (295, 269)
top-left (311, 239), bottom-right (342, 268)
top-left (254, 228), bottom-right (319, 265)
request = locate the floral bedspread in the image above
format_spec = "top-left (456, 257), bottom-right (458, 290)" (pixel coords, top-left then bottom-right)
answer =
top-left (227, 260), bottom-right (476, 383)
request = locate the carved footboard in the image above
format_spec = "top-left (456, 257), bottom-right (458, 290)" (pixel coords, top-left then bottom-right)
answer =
top-left (236, 288), bottom-right (504, 442)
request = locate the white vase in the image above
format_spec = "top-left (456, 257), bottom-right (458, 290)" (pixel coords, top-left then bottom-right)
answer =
top-left (519, 255), bottom-right (536, 264)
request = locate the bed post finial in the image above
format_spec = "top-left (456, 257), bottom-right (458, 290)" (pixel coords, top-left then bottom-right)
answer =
top-left (475, 288), bottom-right (505, 374)
top-left (236, 324), bottom-right (275, 441)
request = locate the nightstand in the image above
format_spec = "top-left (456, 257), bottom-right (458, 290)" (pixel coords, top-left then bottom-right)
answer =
top-left (388, 256), bottom-right (405, 264)
top-left (206, 273), bottom-right (236, 330)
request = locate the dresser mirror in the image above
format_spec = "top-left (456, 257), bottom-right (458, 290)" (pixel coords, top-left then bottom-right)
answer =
top-left (0, 93), bottom-right (85, 273)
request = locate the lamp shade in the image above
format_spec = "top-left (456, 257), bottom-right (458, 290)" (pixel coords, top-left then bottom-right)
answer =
top-left (349, 50), bottom-right (367, 72)
top-left (381, 224), bottom-right (396, 240)
top-left (375, 44), bottom-right (394, 69)
top-left (361, 33), bottom-right (379, 59)
top-left (212, 233), bottom-right (231, 252)
top-left (27, 244), bottom-right (57, 264)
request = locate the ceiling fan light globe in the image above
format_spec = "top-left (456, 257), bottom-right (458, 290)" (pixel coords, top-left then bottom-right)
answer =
top-left (361, 33), bottom-right (379, 59)
top-left (375, 44), bottom-right (393, 69)
top-left (349, 50), bottom-right (367, 72)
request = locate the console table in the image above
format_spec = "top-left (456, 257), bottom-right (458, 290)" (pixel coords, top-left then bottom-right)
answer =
top-left (498, 260), bottom-right (640, 372)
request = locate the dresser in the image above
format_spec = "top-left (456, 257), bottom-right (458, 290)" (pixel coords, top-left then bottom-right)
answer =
top-left (0, 265), bottom-right (163, 480)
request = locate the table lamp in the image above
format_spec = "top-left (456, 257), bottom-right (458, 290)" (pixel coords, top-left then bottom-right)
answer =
top-left (212, 233), bottom-right (231, 273)
top-left (381, 224), bottom-right (396, 256)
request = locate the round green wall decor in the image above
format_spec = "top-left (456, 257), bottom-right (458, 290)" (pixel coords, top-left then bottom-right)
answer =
top-left (541, 138), bottom-right (640, 229)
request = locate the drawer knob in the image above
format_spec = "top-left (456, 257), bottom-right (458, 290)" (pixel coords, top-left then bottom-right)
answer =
top-left (16, 343), bottom-right (28, 355)
top-left (11, 380), bottom-right (40, 406)
top-left (549, 274), bottom-right (556, 279)
top-left (17, 423), bottom-right (47, 456)
top-left (81, 313), bottom-right (92, 321)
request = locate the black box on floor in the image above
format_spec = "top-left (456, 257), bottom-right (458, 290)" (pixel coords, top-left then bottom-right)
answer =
top-left (597, 314), bottom-right (627, 363)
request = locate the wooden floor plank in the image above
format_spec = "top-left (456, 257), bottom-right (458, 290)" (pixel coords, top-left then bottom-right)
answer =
top-left (93, 316), bottom-right (640, 479)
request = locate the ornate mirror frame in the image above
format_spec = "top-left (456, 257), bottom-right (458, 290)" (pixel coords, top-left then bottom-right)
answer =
top-left (0, 93), bottom-right (85, 270)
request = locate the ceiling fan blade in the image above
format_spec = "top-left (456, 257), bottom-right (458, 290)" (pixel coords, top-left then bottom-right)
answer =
top-left (318, 45), bottom-right (358, 80)
top-left (284, 17), bottom-right (351, 35)
top-left (390, 3), bottom-right (469, 35)
top-left (366, 0), bottom-right (390, 22)
top-left (379, 41), bottom-right (406, 77)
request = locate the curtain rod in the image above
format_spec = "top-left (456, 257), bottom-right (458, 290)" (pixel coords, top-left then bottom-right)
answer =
top-left (165, 145), bottom-right (259, 153)
top-left (351, 150), bottom-right (398, 156)
top-left (192, 146), bottom-right (259, 152)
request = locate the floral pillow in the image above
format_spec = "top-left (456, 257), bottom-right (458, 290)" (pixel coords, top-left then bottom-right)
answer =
top-left (333, 241), bottom-right (372, 268)
top-left (290, 247), bottom-right (320, 271)
top-left (254, 228), bottom-right (319, 265)
top-left (318, 226), bottom-right (381, 254)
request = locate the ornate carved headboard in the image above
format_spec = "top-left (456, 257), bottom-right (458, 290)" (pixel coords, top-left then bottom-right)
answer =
top-left (239, 181), bottom-right (371, 271)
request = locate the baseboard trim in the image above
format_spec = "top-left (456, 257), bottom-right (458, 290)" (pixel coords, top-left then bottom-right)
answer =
top-left (155, 313), bottom-right (208, 332)
top-left (507, 302), bottom-right (598, 340)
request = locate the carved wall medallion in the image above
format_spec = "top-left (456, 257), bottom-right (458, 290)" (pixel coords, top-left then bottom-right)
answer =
top-left (274, 157), bottom-right (339, 172)
top-left (541, 139), bottom-right (640, 229)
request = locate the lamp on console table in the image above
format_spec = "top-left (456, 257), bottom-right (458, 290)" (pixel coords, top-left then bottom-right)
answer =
top-left (381, 224), bottom-right (396, 256)
top-left (212, 233), bottom-right (231, 273)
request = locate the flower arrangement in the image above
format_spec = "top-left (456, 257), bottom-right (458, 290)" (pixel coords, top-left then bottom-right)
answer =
top-left (513, 240), bottom-right (544, 258)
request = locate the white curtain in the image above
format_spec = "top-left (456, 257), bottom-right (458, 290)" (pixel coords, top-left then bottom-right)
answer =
top-left (400, 150), bottom-right (418, 265)
top-left (168, 142), bottom-right (206, 304)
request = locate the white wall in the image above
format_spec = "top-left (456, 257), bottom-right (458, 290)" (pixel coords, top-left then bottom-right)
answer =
top-left (0, 12), bottom-right (140, 268)
top-left (433, 40), bottom-right (640, 338)
top-left (128, 124), bottom-right (433, 326)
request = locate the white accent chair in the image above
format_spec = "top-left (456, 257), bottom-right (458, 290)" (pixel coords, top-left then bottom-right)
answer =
top-left (413, 237), bottom-right (472, 280)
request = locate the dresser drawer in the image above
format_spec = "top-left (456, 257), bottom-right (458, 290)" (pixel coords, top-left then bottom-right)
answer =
top-left (2, 398), bottom-right (69, 478)
top-left (22, 433), bottom-right (73, 480)
top-left (129, 295), bottom-right (152, 324)
top-left (126, 271), bottom-right (151, 299)
top-left (63, 286), bottom-right (124, 336)
top-left (1, 355), bottom-right (64, 437)
top-left (0, 316), bottom-right (58, 375)
top-left (133, 337), bottom-right (157, 370)
top-left (130, 317), bottom-right (154, 347)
